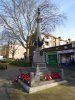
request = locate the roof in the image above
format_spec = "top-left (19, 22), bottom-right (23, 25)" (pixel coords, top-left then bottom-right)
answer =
top-left (42, 43), bottom-right (73, 52)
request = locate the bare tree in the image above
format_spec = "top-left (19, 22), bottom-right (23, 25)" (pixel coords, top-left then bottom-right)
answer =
top-left (1, 29), bottom-right (20, 58)
top-left (9, 42), bottom-right (20, 59)
top-left (0, 0), bottom-right (65, 62)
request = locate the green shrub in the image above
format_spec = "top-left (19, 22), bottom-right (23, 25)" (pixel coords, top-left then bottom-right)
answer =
top-left (0, 58), bottom-right (31, 67)
top-left (0, 63), bottom-right (7, 70)
top-left (9, 59), bottom-right (31, 67)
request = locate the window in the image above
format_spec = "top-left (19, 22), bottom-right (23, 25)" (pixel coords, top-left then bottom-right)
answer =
top-left (72, 42), bottom-right (75, 47)
top-left (45, 41), bottom-right (49, 46)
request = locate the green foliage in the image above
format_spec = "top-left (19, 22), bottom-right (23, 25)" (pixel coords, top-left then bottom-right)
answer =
top-left (0, 58), bottom-right (14, 64)
top-left (9, 59), bottom-right (31, 67)
top-left (0, 63), bottom-right (7, 70)
top-left (0, 58), bottom-right (31, 67)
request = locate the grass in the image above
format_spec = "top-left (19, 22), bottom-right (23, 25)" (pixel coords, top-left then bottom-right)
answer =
top-left (10, 84), bottom-right (75, 100)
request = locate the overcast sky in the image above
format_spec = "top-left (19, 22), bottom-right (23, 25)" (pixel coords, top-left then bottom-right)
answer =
top-left (52, 0), bottom-right (75, 41)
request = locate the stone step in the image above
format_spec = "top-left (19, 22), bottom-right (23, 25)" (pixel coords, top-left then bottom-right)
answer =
top-left (33, 63), bottom-right (46, 68)
top-left (36, 68), bottom-right (48, 72)
top-left (36, 67), bottom-right (49, 74)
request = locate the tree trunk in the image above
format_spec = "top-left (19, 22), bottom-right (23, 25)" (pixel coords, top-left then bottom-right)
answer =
top-left (25, 36), bottom-right (31, 63)
top-left (12, 52), bottom-right (15, 59)
top-left (26, 47), bottom-right (30, 63)
top-left (6, 44), bottom-right (9, 58)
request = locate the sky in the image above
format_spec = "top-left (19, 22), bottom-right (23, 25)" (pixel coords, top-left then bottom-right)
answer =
top-left (52, 0), bottom-right (75, 41)
top-left (0, 0), bottom-right (75, 41)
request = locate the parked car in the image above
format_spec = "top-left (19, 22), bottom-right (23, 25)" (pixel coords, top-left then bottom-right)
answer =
top-left (0, 56), bottom-right (7, 70)
top-left (0, 56), bottom-right (6, 61)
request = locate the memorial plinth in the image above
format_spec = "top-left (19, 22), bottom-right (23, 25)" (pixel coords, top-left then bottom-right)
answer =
top-left (30, 48), bottom-right (49, 87)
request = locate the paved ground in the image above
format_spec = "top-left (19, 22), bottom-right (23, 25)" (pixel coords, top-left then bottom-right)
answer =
top-left (0, 66), bottom-right (75, 100)
top-left (0, 66), bottom-right (19, 100)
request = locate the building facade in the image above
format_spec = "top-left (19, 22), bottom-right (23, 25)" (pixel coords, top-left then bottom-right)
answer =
top-left (43, 41), bottom-right (75, 67)
top-left (0, 44), bottom-right (26, 59)
top-left (41, 33), bottom-right (68, 48)
top-left (30, 33), bottom-right (70, 49)
top-left (0, 33), bottom-right (71, 59)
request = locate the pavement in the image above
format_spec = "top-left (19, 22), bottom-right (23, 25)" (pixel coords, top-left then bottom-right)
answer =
top-left (0, 66), bottom-right (75, 100)
top-left (0, 66), bottom-right (19, 100)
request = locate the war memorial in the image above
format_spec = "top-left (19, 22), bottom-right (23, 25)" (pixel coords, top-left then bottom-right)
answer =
top-left (18, 8), bottom-right (67, 93)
